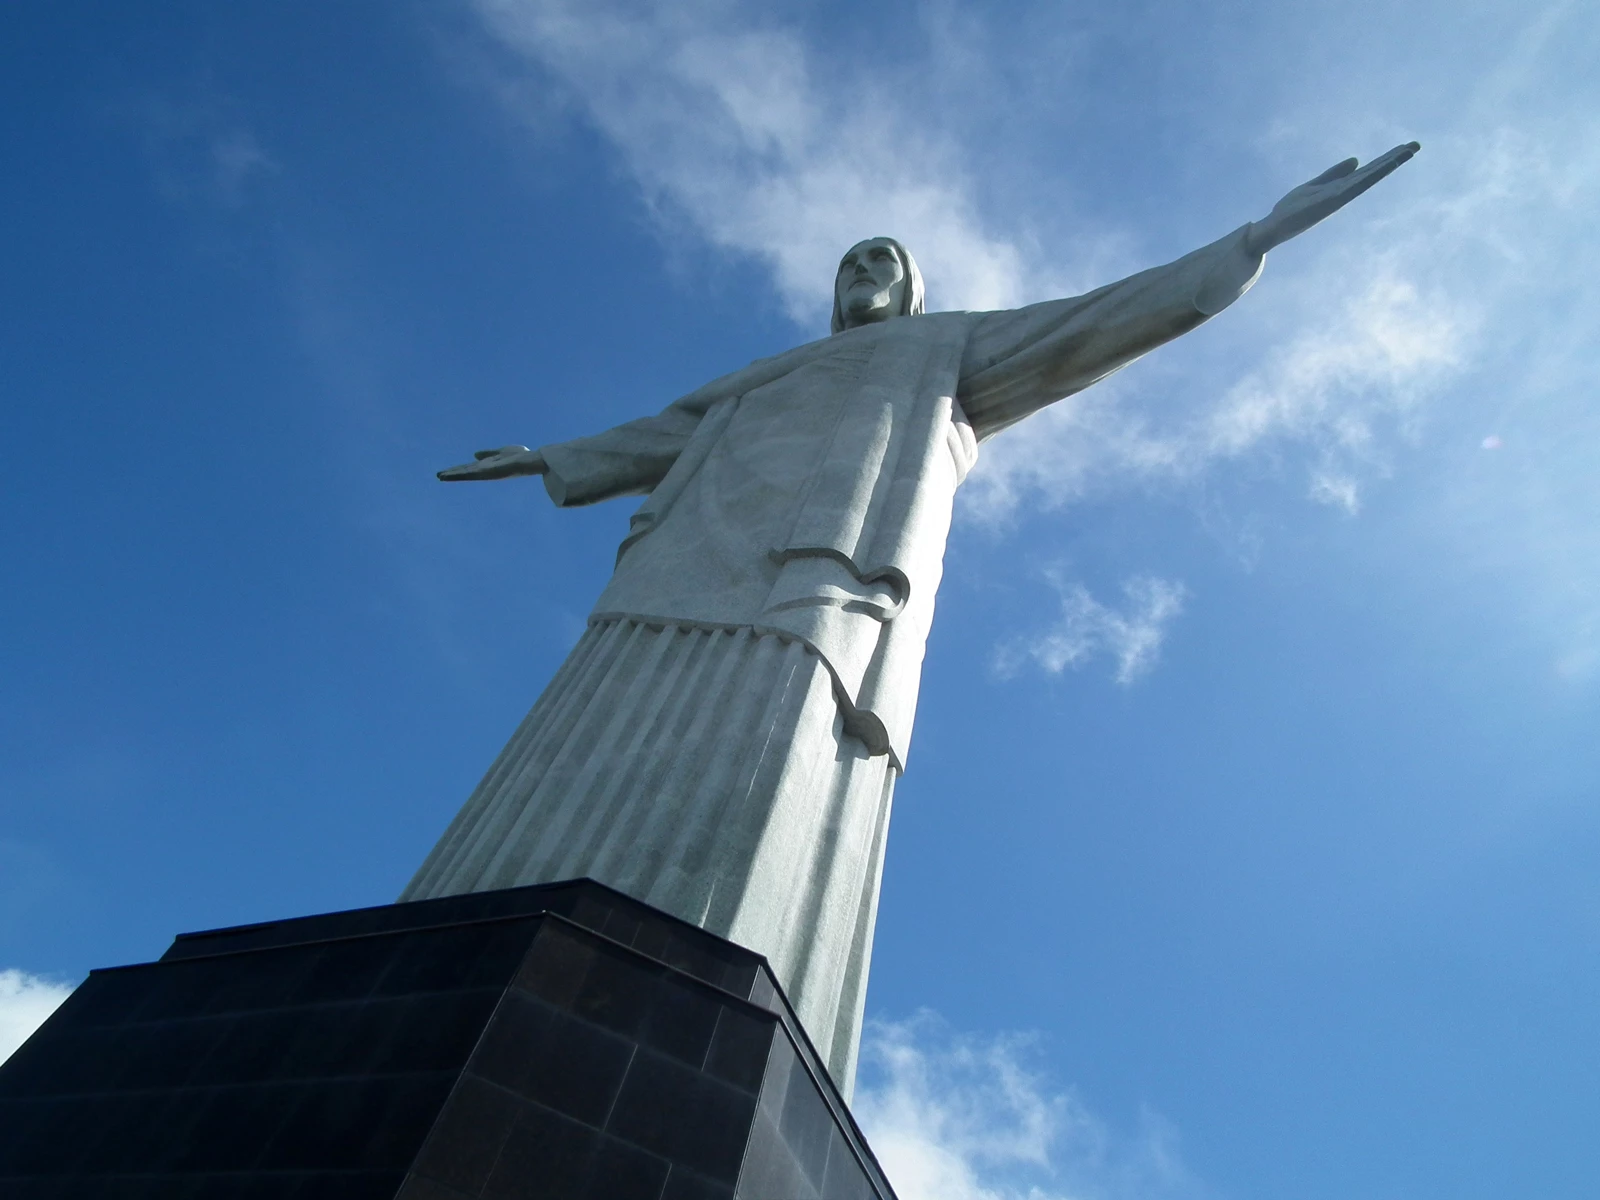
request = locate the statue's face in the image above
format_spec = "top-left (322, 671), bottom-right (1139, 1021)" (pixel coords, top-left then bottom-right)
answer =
top-left (836, 239), bottom-right (907, 329)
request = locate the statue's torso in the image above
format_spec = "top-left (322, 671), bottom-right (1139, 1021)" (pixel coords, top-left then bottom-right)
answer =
top-left (592, 338), bottom-right (879, 625)
top-left (591, 313), bottom-right (977, 764)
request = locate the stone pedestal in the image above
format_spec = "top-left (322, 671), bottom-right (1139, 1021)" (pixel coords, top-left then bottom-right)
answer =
top-left (0, 880), bottom-right (895, 1199)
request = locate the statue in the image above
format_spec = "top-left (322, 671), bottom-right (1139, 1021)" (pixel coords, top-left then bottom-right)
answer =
top-left (404, 144), bottom-right (1420, 1095)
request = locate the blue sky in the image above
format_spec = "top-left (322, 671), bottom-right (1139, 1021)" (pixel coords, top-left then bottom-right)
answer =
top-left (3, 2), bottom-right (1598, 1197)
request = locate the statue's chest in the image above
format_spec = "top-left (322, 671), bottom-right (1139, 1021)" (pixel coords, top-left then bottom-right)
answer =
top-left (698, 315), bottom-right (970, 505)
top-left (720, 345), bottom-right (877, 490)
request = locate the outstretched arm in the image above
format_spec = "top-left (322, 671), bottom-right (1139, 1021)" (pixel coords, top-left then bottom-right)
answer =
top-left (435, 388), bottom-right (721, 505)
top-left (431, 312), bottom-right (859, 502)
top-left (438, 445), bottom-right (546, 482)
top-left (436, 402), bottom-right (697, 506)
top-left (958, 142), bottom-right (1420, 440)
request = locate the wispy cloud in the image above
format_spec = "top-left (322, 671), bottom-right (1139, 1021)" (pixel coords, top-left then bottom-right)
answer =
top-left (995, 573), bottom-right (1187, 685)
top-left (466, 0), bottom-right (1053, 323)
top-left (130, 89), bottom-right (279, 208)
top-left (459, 0), bottom-right (1600, 680)
top-left (961, 243), bottom-right (1465, 527)
top-left (855, 1013), bottom-right (1203, 1200)
top-left (463, 0), bottom-right (1476, 529)
top-left (1308, 471), bottom-right (1361, 514)
top-left (1201, 272), bottom-right (1462, 460)
top-left (0, 970), bottom-right (73, 1065)
top-left (208, 128), bottom-right (278, 200)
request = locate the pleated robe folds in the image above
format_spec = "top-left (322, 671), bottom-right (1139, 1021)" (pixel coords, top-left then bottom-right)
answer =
top-left (403, 227), bottom-right (1265, 1093)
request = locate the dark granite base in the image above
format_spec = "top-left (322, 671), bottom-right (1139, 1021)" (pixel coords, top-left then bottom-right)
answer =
top-left (0, 880), bottom-right (895, 1200)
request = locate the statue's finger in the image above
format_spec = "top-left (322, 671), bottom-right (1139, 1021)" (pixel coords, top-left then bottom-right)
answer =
top-left (1307, 157), bottom-right (1359, 186)
top-left (1324, 155), bottom-right (1410, 211)
top-left (1347, 143), bottom-right (1419, 189)
top-left (1370, 143), bottom-right (1417, 168)
top-left (1366, 142), bottom-right (1420, 174)
top-left (474, 449), bottom-right (499, 460)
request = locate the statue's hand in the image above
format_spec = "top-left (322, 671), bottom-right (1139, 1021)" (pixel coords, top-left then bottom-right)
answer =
top-left (437, 445), bottom-right (548, 482)
top-left (1247, 141), bottom-right (1420, 255)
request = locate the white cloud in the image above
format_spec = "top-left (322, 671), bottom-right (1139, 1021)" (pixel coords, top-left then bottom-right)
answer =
top-left (462, 0), bottom-right (1480, 530)
top-left (0, 969), bottom-right (73, 1064)
top-left (995, 574), bottom-right (1187, 686)
top-left (460, 0), bottom-right (1600, 680)
top-left (1200, 271), bottom-right (1461, 461)
top-left (1308, 471), bottom-right (1361, 514)
top-left (465, 0), bottom-right (1480, 529)
top-left (467, 0), bottom-right (1050, 323)
top-left (854, 1013), bottom-right (1202, 1200)
top-left (961, 251), bottom-right (1465, 527)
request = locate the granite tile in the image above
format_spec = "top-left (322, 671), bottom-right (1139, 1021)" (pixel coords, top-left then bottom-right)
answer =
top-left (482, 1100), bottom-right (599, 1200)
top-left (410, 1074), bottom-right (520, 1194)
top-left (569, 946), bottom-right (656, 1040)
top-left (372, 931), bottom-right (480, 998)
top-left (733, 1111), bottom-right (816, 1200)
top-left (515, 926), bottom-right (593, 1012)
top-left (504, 1007), bottom-right (634, 1127)
top-left (396, 1173), bottom-right (478, 1200)
top-left (587, 1137), bottom-right (669, 1200)
top-left (607, 1050), bottom-right (756, 1184)
top-left (124, 1016), bottom-right (233, 1089)
top-left (661, 1165), bottom-right (736, 1200)
top-left (637, 979), bottom-right (721, 1070)
top-left (464, 921), bottom-right (541, 989)
top-left (385, 991), bottom-right (501, 1074)
top-left (468, 991), bottom-right (553, 1094)
top-left (775, 1053), bottom-right (834, 1189)
top-left (820, 1122), bottom-right (882, 1200)
top-left (704, 1008), bottom-right (774, 1095)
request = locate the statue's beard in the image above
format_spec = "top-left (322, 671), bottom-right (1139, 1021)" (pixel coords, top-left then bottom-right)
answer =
top-left (843, 287), bottom-right (894, 325)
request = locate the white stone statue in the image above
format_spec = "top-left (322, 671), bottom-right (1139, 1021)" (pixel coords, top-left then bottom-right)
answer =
top-left (404, 144), bottom-right (1420, 1095)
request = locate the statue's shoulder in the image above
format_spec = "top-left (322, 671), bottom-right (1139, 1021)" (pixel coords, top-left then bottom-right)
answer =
top-left (811, 311), bottom-right (973, 353)
top-left (726, 313), bottom-right (975, 392)
top-left (912, 311), bottom-right (979, 335)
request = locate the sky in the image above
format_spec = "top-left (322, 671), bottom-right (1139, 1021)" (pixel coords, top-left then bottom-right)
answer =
top-left (2, 1), bottom-right (1598, 1197)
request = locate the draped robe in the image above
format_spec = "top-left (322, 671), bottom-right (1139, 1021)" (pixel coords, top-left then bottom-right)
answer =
top-left (403, 226), bottom-right (1266, 1095)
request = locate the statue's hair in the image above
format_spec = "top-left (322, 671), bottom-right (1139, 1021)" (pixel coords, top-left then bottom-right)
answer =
top-left (831, 237), bottom-right (925, 334)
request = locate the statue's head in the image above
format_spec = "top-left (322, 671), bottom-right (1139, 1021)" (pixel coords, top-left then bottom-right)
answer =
top-left (831, 237), bottom-right (925, 334)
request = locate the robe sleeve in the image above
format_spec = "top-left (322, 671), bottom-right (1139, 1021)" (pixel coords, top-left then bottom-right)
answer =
top-left (538, 399), bottom-right (707, 508)
top-left (957, 224), bottom-right (1265, 441)
top-left (537, 355), bottom-right (771, 507)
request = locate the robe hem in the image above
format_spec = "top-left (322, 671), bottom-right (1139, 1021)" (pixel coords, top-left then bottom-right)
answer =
top-left (587, 610), bottom-right (907, 771)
